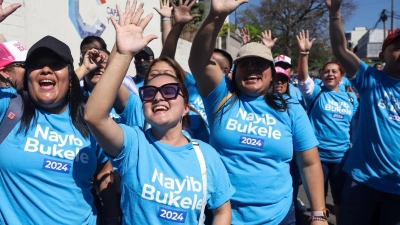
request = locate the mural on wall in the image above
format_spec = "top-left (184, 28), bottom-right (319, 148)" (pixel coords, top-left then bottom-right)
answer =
top-left (68, 0), bottom-right (107, 38)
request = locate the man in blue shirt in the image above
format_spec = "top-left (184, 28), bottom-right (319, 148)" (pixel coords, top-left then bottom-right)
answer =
top-left (326, 0), bottom-right (400, 224)
top-left (133, 46), bottom-right (154, 88)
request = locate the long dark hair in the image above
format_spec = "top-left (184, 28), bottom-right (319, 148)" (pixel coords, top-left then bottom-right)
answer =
top-left (18, 64), bottom-right (90, 137)
top-left (143, 57), bottom-right (190, 128)
top-left (212, 60), bottom-right (288, 123)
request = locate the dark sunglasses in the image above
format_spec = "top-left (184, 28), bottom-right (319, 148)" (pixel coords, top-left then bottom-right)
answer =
top-left (237, 59), bottom-right (270, 70)
top-left (139, 83), bottom-right (185, 102)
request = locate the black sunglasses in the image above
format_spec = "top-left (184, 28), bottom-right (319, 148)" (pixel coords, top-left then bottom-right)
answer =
top-left (139, 83), bottom-right (185, 102)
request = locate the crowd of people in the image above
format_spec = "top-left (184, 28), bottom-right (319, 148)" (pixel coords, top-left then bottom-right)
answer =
top-left (0, 0), bottom-right (399, 224)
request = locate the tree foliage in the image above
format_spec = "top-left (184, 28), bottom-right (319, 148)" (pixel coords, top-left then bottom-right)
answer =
top-left (238, 0), bottom-right (357, 70)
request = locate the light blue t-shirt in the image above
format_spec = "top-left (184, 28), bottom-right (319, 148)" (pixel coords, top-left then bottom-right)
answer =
top-left (344, 60), bottom-right (400, 195)
top-left (0, 88), bottom-right (107, 224)
top-left (202, 77), bottom-right (319, 224)
top-left (289, 83), bottom-right (306, 109)
top-left (81, 88), bottom-right (125, 124)
top-left (110, 125), bottom-right (235, 224)
top-left (306, 85), bottom-right (358, 163)
top-left (184, 72), bottom-right (210, 143)
top-left (339, 76), bottom-right (352, 92)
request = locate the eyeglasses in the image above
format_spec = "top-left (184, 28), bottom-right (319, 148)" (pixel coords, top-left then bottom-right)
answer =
top-left (139, 83), bottom-right (184, 102)
top-left (236, 59), bottom-right (270, 70)
top-left (11, 62), bottom-right (25, 68)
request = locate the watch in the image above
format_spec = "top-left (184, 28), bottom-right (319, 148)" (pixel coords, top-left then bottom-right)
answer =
top-left (311, 208), bottom-right (330, 219)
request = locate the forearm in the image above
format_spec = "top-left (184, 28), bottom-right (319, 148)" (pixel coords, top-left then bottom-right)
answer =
top-left (329, 10), bottom-right (359, 77)
top-left (297, 53), bottom-right (309, 82)
top-left (75, 65), bottom-right (90, 81)
top-left (161, 19), bottom-right (172, 45)
top-left (160, 23), bottom-right (184, 59)
top-left (85, 53), bottom-right (132, 123)
top-left (296, 150), bottom-right (326, 211)
top-left (189, 13), bottom-right (226, 74)
top-left (212, 201), bottom-right (231, 225)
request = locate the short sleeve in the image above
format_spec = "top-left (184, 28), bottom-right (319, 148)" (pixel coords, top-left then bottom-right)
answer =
top-left (109, 125), bottom-right (141, 176)
top-left (202, 75), bottom-right (232, 124)
top-left (289, 103), bottom-right (319, 151)
top-left (0, 87), bottom-right (16, 121)
top-left (119, 92), bottom-right (145, 128)
top-left (351, 60), bottom-right (371, 95)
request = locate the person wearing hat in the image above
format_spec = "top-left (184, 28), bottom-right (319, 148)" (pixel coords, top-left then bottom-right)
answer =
top-left (274, 55), bottom-right (306, 109)
top-left (189, 0), bottom-right (328, 224)
top-left (296, 29), bottom-right (359, 225)
top-left (325, 0), bottom-right (400, 224)
top-left (0, 40), bottom-right (27, 91)
top-left (133, 46), bottom-right (154, 88)
top-left (0, 35), bottom-right (117, 224)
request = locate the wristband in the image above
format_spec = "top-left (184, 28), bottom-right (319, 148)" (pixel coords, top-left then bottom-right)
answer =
top-left (300, 51), bottom-right (309, 55)
top-left (330, 15), bottom-right (341, 19)
top-left (107, 216), bottom-right (121, 223)
top-left (162, 17), bottom-right (171, 21)
top-left (309, 216), bottom-right (327, 222)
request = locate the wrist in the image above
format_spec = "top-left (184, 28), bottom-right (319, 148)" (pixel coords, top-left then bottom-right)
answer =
top-left (329, 11), bottom-right (341, 19)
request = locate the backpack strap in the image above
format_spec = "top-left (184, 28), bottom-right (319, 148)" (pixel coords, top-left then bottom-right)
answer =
top-left (192, 141), bottom-right (207, 225)
top-left (0, 93), bottom-right (23, 144)
top-left (307, 89), bottom-right (323, 116)
top-left (216, 92), bottom-right (233, 113)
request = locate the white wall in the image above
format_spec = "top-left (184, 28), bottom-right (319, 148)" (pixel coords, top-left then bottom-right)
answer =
top-left (0, 0), bottom-right (195, 76)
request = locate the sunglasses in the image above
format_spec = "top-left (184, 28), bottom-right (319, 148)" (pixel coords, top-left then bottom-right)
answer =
top-left (139, 83), bottom-right (185, 102)
top-left (236, 59), bottom-right (270, 70)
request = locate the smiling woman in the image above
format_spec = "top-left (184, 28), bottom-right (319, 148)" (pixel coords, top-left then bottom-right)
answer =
top-left (0, 35), bottom-right (117, 224)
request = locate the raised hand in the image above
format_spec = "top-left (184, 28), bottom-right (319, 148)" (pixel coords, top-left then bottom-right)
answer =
top-left (240, 27), bottom-right (251, 45)
top-left (81, 49), bottom-right (106, 72)
top-left (296, 30), bottom-right (315, 52)
top-left (171, 0), bottom-right (201, 25)
top-left (258, 30), bottom-right (277, 49)
top-left (111, 0), bottom-right (158, 56)
top-left (324, 0), bottom-right (342, 15)
top-left (154, 0), bottom-right (173, 18)
top-left (210, 0), bottom-right (248, 16)
top-left (0, 0), bottom-right (21, 23)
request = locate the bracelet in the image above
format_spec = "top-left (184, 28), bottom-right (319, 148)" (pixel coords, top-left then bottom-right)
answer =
top-left (300, 51), bottom-right (309, 55)
top-left (330, 15), bottom-right (341, 19)
top-left (309, 216), bottom-right (327, 222)
top-left (106, 216), bottom-right (121, 223)
top-left (162, 17), bottom-right (171, 21)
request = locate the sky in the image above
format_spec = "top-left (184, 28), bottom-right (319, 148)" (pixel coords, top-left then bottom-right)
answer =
top-left (229, 0), bottom-right (400, 32)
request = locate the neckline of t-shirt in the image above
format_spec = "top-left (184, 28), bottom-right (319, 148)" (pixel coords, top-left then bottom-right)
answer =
top-left (145, 129), bottom-right (193, 153)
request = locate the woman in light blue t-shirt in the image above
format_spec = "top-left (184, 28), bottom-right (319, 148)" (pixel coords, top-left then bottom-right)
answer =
top-left (296, 30), bottom-right (358, 224)
top-left (188, 1), bottom-right (328, 225)
top-left (84, 2), bottom-right (234, 224)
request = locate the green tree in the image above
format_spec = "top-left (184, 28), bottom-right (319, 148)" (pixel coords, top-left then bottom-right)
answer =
top-left (237, 0), bottom-right (357, 70)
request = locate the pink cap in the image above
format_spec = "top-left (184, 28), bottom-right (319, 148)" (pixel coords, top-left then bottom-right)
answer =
top-left (0, 41), bottom-right (27, 68)
top-left (275, 66), bottom-right (290, 79)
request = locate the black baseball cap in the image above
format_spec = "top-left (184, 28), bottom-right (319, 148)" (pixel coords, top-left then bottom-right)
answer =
top-left (25, 36), bottom-right (74, 66)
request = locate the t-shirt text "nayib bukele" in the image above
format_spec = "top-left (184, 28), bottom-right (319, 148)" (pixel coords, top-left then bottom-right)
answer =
top-left (142, 168), bottom-right (203, 210)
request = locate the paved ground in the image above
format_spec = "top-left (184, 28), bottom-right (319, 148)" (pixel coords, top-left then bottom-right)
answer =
top-left (298, 182), bottom-right (336, 225)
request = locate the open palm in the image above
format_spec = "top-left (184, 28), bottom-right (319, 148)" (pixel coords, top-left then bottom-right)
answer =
top-left (172, 0), bottom-right (200, 25)
top-left (210, 0), bottom-right (248, 15)
top-left (111, 1), bottom-right (157, 56)
top-left (154, 0), bottom-right (173, 18)
top-left (296, 30), bottom-right (315, 52)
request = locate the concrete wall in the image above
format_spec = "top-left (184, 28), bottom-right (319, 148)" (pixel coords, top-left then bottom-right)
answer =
top-left (0, 0), bottom-right (171, 76)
